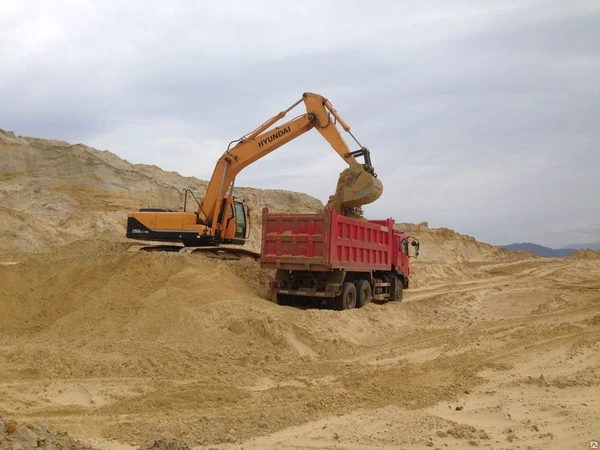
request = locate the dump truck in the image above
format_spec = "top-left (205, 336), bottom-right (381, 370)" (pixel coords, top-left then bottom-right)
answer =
top-left (260, 207), bottom-right (420, 310)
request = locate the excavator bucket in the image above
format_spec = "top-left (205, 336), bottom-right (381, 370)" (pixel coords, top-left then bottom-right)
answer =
top-left (338, 162), bottom-right (384, 207)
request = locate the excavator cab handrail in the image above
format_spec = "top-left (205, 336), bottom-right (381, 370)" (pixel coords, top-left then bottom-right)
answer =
top-left (183, 188), bottom-right (201, 213)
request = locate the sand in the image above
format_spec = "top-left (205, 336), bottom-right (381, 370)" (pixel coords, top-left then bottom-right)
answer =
top-left (0, 129), bottom-right (324, 255)
top-left (1, 128), bottom-right (600, 450)
top-left (1, 239), bottom-right (599, 449)
top-left (323, 167), bottom-right (365, 218)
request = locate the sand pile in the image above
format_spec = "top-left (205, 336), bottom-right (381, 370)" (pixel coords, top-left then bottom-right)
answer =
top-left (0, 418), bottom-right (96, 450)
top-left (0, 418), bottom-right (195, 450)
top-left (395, 221), bottom-right (430, 232)
top-left (1, 240), bottom-right (406, 386)
top-left (0, 128), bottom-right (324, 254)
top-left (567, 249), bottom-right (600, 260)
top-left (3, 237), bottom-right (599, 449)
top-left (396, 222), bottom-right (516, 263)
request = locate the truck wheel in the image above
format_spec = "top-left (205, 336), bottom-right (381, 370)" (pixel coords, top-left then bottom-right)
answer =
top-left (335, 282), bottom-right (357, 310)
top-left (276, 293), bottom-right (293, 306)
top-left (355, 280), bottom-right (372, 308)
top-left (389, 276), bottom-right (404, 302)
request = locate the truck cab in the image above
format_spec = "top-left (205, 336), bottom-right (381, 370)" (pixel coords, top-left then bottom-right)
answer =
top-left (393, 230), bottom-right (419, 288)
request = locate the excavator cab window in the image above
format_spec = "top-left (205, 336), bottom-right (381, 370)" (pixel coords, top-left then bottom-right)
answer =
top-left (233, 201), bottom-right (247, 238)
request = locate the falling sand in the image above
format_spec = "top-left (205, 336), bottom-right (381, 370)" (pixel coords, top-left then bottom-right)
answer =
top-left (323, 167), bottom-right (365, 218)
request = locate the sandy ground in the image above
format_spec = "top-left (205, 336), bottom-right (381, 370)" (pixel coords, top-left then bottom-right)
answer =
top-left (1, 240), bottom-right (599, 450)
top-left (2, 128), bottom-right (599, 449)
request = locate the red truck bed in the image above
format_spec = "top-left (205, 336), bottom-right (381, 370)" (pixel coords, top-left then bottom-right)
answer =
top-left (260, 207), bottom-right (395, 272)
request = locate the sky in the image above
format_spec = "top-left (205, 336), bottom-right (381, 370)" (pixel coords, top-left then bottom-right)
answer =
top-left (1, 0), bottom-right (599, 248)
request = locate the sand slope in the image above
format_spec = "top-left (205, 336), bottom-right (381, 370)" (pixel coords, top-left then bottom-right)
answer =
top-left (0, 129), bottom-right (323, 254)
top-left (1, 239), bottom-right (599, 449)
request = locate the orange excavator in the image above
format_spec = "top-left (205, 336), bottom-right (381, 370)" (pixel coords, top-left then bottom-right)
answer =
top-left (125, 92), bottom-right (383, 259)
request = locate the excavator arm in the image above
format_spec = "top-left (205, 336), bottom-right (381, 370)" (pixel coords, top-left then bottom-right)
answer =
top-left (199, 92), bottom-right (383, 231)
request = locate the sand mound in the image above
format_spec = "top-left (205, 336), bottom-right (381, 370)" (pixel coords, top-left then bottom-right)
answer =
top-left (567, 249), bottom-right (600, 260)
top-left (1, 127), bottom-right (519, 265)
top-left (395, 222), bottom-right (517, 263)
top-left (2, 239), bottom-right (599, 448)
top-left (0, 418), bottom-right (194, 450)
top-left (1, 241), bottom-right (415, 385)
top-left (0, 418), bottom-right (96, 450)
top-left (0, 128), bottom-right (324, 254)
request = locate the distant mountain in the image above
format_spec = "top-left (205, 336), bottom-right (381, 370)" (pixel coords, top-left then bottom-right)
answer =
top-left (500, 243), bottom-right (576, 258)
top-left (563, 242), bottom-right (600, 251)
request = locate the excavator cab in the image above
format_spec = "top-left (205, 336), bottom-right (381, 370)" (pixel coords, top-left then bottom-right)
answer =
top-left (221, 198), bottom-right (250, 244)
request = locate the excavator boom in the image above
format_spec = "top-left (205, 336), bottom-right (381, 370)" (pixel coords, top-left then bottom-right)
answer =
top-left (199, 92), bottom-right (383, 227)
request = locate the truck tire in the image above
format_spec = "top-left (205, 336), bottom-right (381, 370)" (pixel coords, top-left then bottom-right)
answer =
top-left (355, 280), bottom-right (372, 308)
top-left (389, 276), bottom-right (404, 302)
top-left (335, 282), bottom-right (357, 310)
top-left (276, 293), bottom-right (293, 306)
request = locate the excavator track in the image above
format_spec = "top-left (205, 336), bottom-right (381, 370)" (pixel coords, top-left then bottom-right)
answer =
top-left (126, 244), bottom-right (261, 261)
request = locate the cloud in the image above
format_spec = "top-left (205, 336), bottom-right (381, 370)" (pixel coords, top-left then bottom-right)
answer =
top-left (1, 0), bottom-right (599, 248)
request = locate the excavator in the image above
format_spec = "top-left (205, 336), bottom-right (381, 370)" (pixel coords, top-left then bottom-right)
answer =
top-left (125, 92), bottom-right (384, 259)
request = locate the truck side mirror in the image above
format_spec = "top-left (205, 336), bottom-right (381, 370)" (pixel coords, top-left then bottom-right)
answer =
top-left (411, 240), bottom-right (420, 257)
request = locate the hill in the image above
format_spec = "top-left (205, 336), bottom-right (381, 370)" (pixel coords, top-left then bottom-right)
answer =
top-left (396, 221), bottom-right (515, 263)
top-left (500, 242), bottom-right (577, 258)
top-left (0, 127), bottom-right (523, 266)
top-left (564, 242), bottom-right (600, 251)
top-left (0, 128), bottom-right (323, 254)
